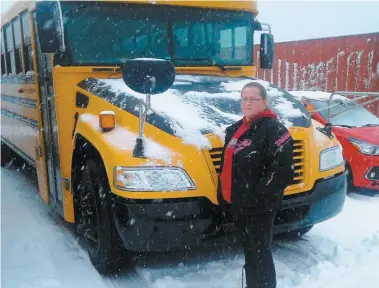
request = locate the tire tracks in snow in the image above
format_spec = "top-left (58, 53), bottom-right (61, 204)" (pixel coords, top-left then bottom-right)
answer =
top-left (272, 236), bottom-right (339, 275)
top-left (104, 269), bottom-right (152, 288)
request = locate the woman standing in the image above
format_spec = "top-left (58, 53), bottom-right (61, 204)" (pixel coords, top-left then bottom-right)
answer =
top-left (217, 82), bottom-right (294, 288)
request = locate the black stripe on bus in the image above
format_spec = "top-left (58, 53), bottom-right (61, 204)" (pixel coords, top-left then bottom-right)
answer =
top-left (1, 136), bottom-right (35, 166)
top-left (77, 77), bottom-right (176, 136)
top-left (1, 109), bottom-right (39, 128)
top-left (1, 95), bottom-right (37, 108)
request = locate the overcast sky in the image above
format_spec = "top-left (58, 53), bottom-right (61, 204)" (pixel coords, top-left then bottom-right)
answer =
top-left (255, 0), bottom-right (379, 42)
top-left (1, 0), bottom-right (379, 42)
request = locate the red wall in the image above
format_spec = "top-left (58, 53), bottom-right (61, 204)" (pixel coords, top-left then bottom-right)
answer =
top-left (253, 33), bottom-right (379, 116)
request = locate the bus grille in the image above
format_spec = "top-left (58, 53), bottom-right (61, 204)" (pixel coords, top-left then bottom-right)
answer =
top-left (208, 139), bottom-right (305, 185)
top-left (292, 140), bottom-right (305, 185)
top-left (209, 147), bottom-right (223, 174)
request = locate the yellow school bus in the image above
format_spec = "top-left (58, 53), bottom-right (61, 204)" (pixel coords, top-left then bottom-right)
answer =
top-left (1, 0), bottom-right (346, 274)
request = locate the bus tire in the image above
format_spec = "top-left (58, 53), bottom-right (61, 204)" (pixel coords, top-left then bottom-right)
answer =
top-left (76, 158), bottom-right (128, 275)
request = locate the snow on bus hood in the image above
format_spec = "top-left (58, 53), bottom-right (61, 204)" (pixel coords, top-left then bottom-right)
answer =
top-left (79, 113), bottom-right (175, 164)
top-left (80, 75), bottom-right (310, 149)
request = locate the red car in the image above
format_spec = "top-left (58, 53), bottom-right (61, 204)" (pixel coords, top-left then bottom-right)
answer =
top-left (291, 91), bottom-right (379, 193)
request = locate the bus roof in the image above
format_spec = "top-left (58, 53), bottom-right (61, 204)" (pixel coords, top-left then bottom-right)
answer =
top-left (126, 1), bottom-right (258, 14)
top-left (1, 1), bottom-right (35, 27)
top-left (1, 0), bottom-right (257, 28)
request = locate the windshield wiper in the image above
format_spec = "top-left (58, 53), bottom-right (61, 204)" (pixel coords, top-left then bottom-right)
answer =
top-left (170, 58), bottom-right (232, 72)
top-left (361, 124), bottom-right (379, 127)
top-left (334, 124), bottom-right (354, 128)
top-left (64, 3), bottom-right (92, 16)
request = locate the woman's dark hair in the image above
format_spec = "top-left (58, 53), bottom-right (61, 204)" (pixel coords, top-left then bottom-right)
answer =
top-left (241, 82), bottom-right (267, 100)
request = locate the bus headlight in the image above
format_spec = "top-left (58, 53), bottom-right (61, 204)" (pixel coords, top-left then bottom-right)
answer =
top-left (319, 146), bottom-right (344, 171)
top-left (114, 166), bottom-right (196, 191)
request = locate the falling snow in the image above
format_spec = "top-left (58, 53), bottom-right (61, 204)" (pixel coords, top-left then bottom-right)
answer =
top-left (2, 165), bottom-right (379, 288)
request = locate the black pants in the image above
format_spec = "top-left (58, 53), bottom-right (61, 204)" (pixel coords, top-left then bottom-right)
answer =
top-left (236, 211), bottom-right (277, 288)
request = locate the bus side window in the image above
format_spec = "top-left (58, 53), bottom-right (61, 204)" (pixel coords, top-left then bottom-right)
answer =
top-left (1, 29), bottom-right (6, 75)
top-left (4, 24), bottom-right (15, 74)
top-left (21, 12), bottom-right (33, 72)
top-left (12, 18), bottom-right (22, 74)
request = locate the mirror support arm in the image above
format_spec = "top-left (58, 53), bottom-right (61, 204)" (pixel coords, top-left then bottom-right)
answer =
top-left (55, 0), bottom-right (65, 52)
top-left (133, 94), bottom-right (151, 158)
top-left (260, 22), bottom-right (272, 34)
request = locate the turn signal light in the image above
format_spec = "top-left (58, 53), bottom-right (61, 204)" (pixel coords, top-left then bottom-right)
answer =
top-left (99, 111), bottom-right (115, 131)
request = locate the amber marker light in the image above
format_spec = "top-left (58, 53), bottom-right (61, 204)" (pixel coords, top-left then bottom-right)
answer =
top-left (99, 111), bottom-right (116, 131)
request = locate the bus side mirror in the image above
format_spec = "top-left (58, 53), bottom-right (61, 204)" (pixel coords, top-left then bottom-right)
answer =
top-left (122, 59), bottom-right (175, 95)
top-left (121, 58), bottom-right (176, 158)
top-left (35, 1), bottom-right (65, 54)
top-left (260, 33), bottom-right (274, 69)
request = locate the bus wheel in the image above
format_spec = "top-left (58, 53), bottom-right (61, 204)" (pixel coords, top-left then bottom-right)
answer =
top-left (76, 158), bottom-right (127, 274)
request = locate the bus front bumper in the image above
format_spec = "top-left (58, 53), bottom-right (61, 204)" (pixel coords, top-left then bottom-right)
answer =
top-left (273, 171), bottom-right (347, 234)
top-left (112, 172), bottom-right (347, 252)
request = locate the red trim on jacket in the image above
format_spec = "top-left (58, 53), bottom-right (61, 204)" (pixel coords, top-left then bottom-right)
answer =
top-left (220, 109), bottom-right (277, 204)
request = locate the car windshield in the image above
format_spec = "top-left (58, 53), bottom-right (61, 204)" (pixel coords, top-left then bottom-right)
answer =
top-left (308, 99), bottom-right (379, 127)
top-left (61, 2), bottom-right (253, 66)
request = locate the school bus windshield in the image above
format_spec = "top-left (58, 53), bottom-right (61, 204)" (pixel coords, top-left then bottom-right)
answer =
top-left (61, 2), bottom-right (253, 66)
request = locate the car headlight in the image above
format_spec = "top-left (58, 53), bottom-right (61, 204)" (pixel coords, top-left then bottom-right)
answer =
top-left (319, 145), bottom-right (344, 171)
top-left (348, 138), bottom-right (379, 156)
top-left (114, 166), bottom-right (196, 191)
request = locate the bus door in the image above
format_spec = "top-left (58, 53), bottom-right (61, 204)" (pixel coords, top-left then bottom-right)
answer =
top-left (32, 13), bottom-right (63, 215)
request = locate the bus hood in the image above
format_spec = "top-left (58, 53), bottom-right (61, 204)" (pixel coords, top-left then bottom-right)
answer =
top-left (78, 74), bottom-right (311, 149)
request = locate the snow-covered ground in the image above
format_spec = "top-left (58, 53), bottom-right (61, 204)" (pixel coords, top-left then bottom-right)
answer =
top-left (1, 163), bottom-right (379, 288)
